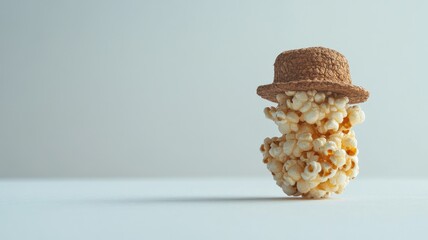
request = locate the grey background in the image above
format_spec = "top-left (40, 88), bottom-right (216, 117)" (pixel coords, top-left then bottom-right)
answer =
top-left (0, 0), bottom-right (426, 178)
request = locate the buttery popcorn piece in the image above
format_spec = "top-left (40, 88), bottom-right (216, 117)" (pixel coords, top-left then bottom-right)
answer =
top-left (260, 90), bottom-right (365, 198)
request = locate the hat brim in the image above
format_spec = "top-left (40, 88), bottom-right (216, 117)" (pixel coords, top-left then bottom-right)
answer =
top-left (257, 80), bottom-right (369, 104)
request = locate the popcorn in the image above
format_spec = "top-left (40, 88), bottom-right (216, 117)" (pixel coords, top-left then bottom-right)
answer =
top-left (330, 149), bottom-right (347, 168)
top-left (345, 156), bottom-right (359, 178)
top-left (261, 90), bottom-right (365, 199)
top-left (329, 111), bottom-right (345, 123)
top-left (288, 164), bottom-right (303, 182)
top-left (266, 159), bottom-right (283, 174)
top-left (294, 92), bottom-right (309, 102)
top-left (296, 178), bottom-right (320, 194)
top-left (301, 161), bottom-right (322, 181)
top-left (302, 151), bottom-right (319, 163)
top-left (342, 135), bottom-right (357, 150)
top-left (330, 171), bottom-right (348, 186)
top-left (321, 141), bottom-right (338, 156)
top-left (276, 94), bottom-right (288, 105)
top-left (302, 108), bottom-right (319, 124)
top-left (283, 139), bottom-right (298, 156)
top-left (283, 159), bottom-right (298, 171)
top-left (314, 92), bottom-right (326, 103)
top-left (348, 106), bottom-right (365, 125)
top-left (275, 111), bottom-right (300, 134)
top-left (300, 102), bottom-right (312, 113)
top-left (335, 97), bottom-right (348, 109)
top-left (283, 172), bottom-right (296, 186)
top-left (325, 119), bottom-right (339, 131)
top-left (319, 162), bottom-right (337, 181)
top-left (286, 112), bottom-right (300, 123)
top-left (306, 188), bottom-right (329, 199)
top-left (268, 143), bottom-right (282, 158)
top-left (297, 133), bottom-right (313, 151)
top-left (328, 132), bottom-right (344, 148)
top-left (313, 137), bottom-right (326, 152)
top-left (273, 110), bottom-right (287, 121)
top-left (285, 91), bottom-right (296, 97)
top-left (282, 184), bottom-right (298, 195)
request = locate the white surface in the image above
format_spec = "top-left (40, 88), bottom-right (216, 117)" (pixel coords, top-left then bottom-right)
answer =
top-left (1, 178), bottom-right (427, 240)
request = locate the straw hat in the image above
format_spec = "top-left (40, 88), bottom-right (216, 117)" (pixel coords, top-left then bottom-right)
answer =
top-left (257, 47), bottom-right (369, 104)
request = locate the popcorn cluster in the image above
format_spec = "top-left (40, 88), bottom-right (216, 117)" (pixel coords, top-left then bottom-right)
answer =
top-left (260, 90), bottom-right (365, 199)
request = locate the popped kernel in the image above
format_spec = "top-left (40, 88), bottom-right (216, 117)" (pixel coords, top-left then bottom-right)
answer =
top-left (301, 161), bottom-right (322, 181)
top-left (261, 90), bottom-right (365, 199)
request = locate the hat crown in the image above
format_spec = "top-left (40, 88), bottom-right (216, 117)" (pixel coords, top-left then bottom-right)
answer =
top-left (274, 47), bottom-right (352, 85)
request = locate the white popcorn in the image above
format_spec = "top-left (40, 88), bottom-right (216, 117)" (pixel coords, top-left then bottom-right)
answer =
top-left (286, 112), bottom-right (300, 123)
top-left (302, 151), bottom-right (320, 163)
top-left (296, 179), bottom-right (311, 193)
top-left (268, 143), bottom-right (282, 158)
top-left (303, 108), bottom-right (320, 124)
top-left (297, 141), bottom-right (312, 151)
top-left (335, 97), bottom-right (348, 109)
top-left (294, 92), bottom-right (309, 102)
top-left (285, 133), bottom-right (296, 141)
top-left (282, 138), bottom-right (304, 158)
top-left (321, 141), bottom-right (338, 156)
top-left (320, 103), bottom-right (330, 115)
top-left (273, 171), bottom-right (284, 183)
top-left (319, 162), bottom-right (337, 181)
top-left (307, 90), bottom-right (317, 98)
top-left (306, 188), bottom-right (329, 199)
top-left (297, 178), bottom-right (319, 194)
top-left (348, 165), bottom-right (359, 179)
top-left (267, 160), bottom-right (283, 174)
top-left (329, 111), bottom-right (345, 123)
top-left (313, 137), bottom-right (327, 152)
top-left (283, 139), bottom-right (297, 156)
top-left (284, 159), bottom-right (298, 171)
top-left (278, 123), bottom-right (298, 134)
top-left (325, 119), bottom-right (339, 131)
top-left (291, 99), bottom-right (304, 110)
top-left (328, 132), bottom-right (344, 149)
top-left (287, 164), bottom-right (303, 181)
top-left (282, 184), bottom-right (297, 195)
top-left (296, 123), bottom-right (315, 135)
top-left (345, 156), bottom-right (359, 178)
top-left (330, 149), bottom-right (347, 168)
top-left (273, 110), bottom-right (287, 121)
top-left (297, 133), bottom-right (313, 151)
top-left (342, 135), bottom-right (357, 149)
top-left (342, 157), bottom-right (352, 171)
top-left (276, 112), bottom-right (300, 134)
top-left (330, 171), bottom-right (347, 186)
top-left (351, 155), bottom-right (359, 165)
top-left (285, 91), bottom-right (296, 96)
top-left (314, 92), bottom-right (326, 103)
top-left (261, 90), bottom-right (364, 199)
top-left (300, 102), bottom-right (312, 113)
top-left (264, 107), bottom-right (276, 120)
top-left (283, 172), bottom-right (296, 186)
top-left (276, 94), bottom-right (288, 105)
top-left (348, 105), bottom-right (365, 125)
top-left (302, 161), bottom-right (322, 181)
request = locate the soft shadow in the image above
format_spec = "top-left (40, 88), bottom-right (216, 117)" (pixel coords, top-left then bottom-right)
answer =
top-left (80, 196), bottom-right (330, 205)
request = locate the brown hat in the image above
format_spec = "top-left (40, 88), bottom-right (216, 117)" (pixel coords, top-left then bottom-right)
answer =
top-left (257, 47), bottom-right (369, 104)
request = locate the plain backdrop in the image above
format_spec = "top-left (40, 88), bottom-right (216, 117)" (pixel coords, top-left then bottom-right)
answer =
top-left (1, 0), bottom-right (427, 178)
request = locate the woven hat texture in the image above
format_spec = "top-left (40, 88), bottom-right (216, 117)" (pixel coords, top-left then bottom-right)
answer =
top-left (257, 47), bottom-right (369, 104)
